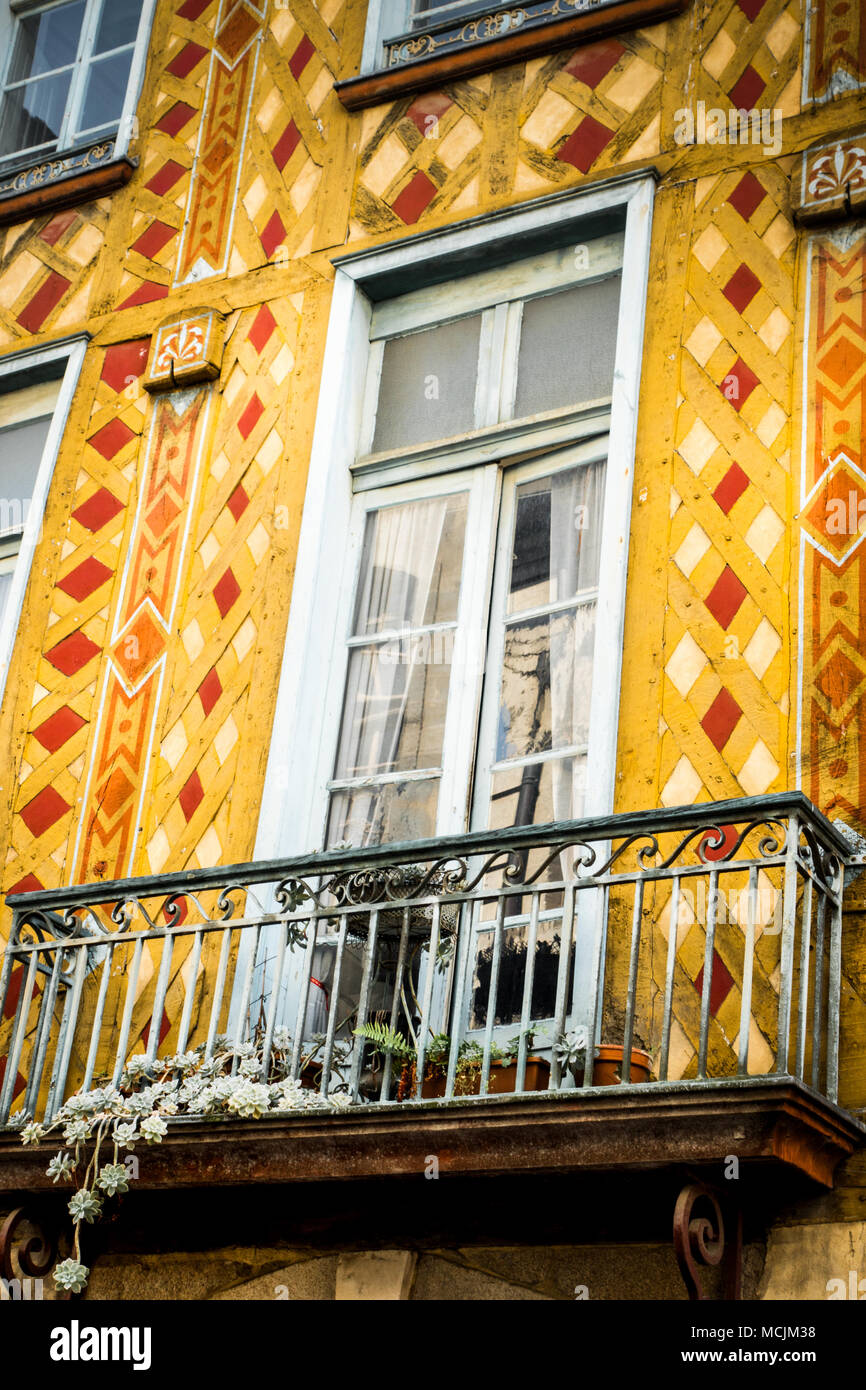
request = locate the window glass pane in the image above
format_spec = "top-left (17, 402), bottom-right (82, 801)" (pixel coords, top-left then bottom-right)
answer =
top-left (0, 416), bottom-right (53, 536)
top-left (334, 644), bottom-right (453, 778)
top-left (8, 2), bottom-right (85, 82)
top-left (93, 0), bottom-right (140, 53)
top-left (410, 0), bottom-right (490, 28)
top-left (497, 602), bottom-right (596, 762)
top-left (76, 50), bottom-right (133, 135)
top-left (512, 274), bottom-right (622, 419)
top-left (353, 493), bottom-right (467, 634)
top-left (329, 491), bottom-right (469, 848)
top-left (488, 756), bottom-right (586, 833)
top-left (508, 462), bottom-right (604, 615)
top-left (471, 918), bottom-right (566, 1028)
top-left (327, 778), bottom-right (440, 849)
top-left (0, 73), bottom-right (73, 159)
top-left (371, 315), bottom-right (481, 454)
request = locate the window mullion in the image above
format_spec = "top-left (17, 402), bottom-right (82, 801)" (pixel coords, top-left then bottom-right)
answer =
top-left (473, 304), bottom-right (506, 432)
top-left (436, 463), bottom-right (499, 835)
top-left (498, 299), bottom-right (522, 424)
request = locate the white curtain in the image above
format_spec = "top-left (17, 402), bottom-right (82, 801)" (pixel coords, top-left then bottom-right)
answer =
top-left (333, 496), bottom-right (448, 846)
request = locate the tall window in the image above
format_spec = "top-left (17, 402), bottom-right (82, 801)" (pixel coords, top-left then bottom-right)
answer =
top-left (0, 0), bottom-right (144, 169)
top-left (324, 240), bottom-right (622, 850)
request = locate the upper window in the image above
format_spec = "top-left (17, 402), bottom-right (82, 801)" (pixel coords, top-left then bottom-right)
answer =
top-left (360, 0), bottom-right (667, 77)
top-left (0, 0), bottom-right (145, 170)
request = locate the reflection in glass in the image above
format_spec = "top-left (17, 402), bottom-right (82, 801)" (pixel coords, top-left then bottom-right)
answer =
top-left (78, 51), bottom-right (134, 134)
top-left (8, 3), bottom-right (85, 82)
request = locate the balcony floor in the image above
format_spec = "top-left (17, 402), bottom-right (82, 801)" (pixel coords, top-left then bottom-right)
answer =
top-left (0, 1075), bottom-right (861, 1201)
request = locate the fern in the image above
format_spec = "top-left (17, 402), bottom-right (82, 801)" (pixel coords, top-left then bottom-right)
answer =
top-left (353, 1020), bottom-right (416, 1060)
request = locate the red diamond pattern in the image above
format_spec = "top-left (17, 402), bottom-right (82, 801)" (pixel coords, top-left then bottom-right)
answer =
top-left (57, 557), bottom-right (113, 602)
top-left (214, 568), bottom-right (241, 618)
top-left (227, 483), bottom-right (249, 521)
top-left (700, 824), bottom-right (739, 863)
top-left (737, 0), bottom-right (768, 22)
top-left (19, 786), bottom-right (71, 837)
top-left (145, 161), bottom-right (186, 196)
top-left (33, 705), bottom-right (87, 754)
top-left (87, 417), bottom-right (136, 460)
top-left (272, 120), bottom-right (300, 172)
top-left (720, 357), bottom-right (759, 411)
top-left (556, 115), bottom-right (615, 173)
top-left (564, 39), bottom-right (624, 88)
top-left (392, 171), bottom-right (438, 225)
top-left (40, 211), bottom-right (77, 246)
top-left (73, 487), bottom-right (123, 532)
top-left (119, 281), bottom-right (169, 310)
top-left (729, 65), bottom-right (766, 110)
top-left (695, 950), bottom-right (735, 1017)
top-left (705, 566), bottom-right (747, 630)
top-left (405, 94), bottom-right (453, 134)
top-left (167, 41), bottom-right (208, 79)
top-left (45, 630), bottom-right (101, 676)
top-left (198, 667), bottom-right (222, 717)
top-left (289, 34), bottom-right (315, 78)
top-left (248, 304), bottom-right (276, 354)
top-left (179, 770), bottom-right (205, 821)
top-left (723, 263), bottom-right (762, 314)
top-left (156, 102), bottom-right (196, 138)
top-left (701, 688), bottom-right (742, 751)
top-left (238, 394), bottom-right (264, 440)
top-left (7, 873), bottom-right (44, 897)
top-left (17, 271), bottom-right (71, 332)
top-left (713, 463), bottom-right (750, 515)
top-left (132, 221), bottom-right (178, 261)
top-left (101, 340), bottom-right (149, 393)
top-left (728, 172), bottom-right (765, 221)
top-left (260, 210), bottom-right (286, 260)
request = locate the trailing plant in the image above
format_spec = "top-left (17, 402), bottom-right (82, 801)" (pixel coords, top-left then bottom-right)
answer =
top-left (13, 1031), bottom-right (351, 1296)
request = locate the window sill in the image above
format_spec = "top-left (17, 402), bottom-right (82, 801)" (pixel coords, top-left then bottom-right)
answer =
top-left (0, 141), bottom-right (136, 228)
top-left (336, 0), bottom-right (690, 111)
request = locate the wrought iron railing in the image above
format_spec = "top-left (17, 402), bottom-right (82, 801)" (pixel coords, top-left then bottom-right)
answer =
top-left (0, 793), bottom-right (852, 1126)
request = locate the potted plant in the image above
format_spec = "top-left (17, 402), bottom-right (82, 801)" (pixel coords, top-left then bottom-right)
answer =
top-left (353, 1021), bottom-right (551, 1098)
top-left (554, 1023), bottom-right (653, 1087)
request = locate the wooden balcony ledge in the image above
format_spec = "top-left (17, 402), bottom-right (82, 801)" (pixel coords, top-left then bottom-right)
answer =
top-left (0, 1077), bottom-right (861, 1201)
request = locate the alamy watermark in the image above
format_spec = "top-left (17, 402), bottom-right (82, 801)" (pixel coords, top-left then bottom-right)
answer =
top-left (674, 102), bottom-right (782, 158)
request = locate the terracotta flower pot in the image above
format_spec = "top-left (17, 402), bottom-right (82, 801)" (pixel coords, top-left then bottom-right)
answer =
top-left (592, 1044), bottom-right (652, 1086)
top-left (417, 1056), bottom-right (551, 1098)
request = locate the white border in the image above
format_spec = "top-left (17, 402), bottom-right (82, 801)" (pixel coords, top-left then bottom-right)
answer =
top-left (254, 175), bottom-right (655, 862)
top-left (0, 334), bottom-right (87, 702)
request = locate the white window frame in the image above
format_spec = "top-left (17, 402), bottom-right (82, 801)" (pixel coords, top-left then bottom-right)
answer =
top-left (257, 175), bottom-right (654, 864)
top-left (0, 0), bottom-right (157, 171)
top-left (0, 334), bottom-right (87, 700)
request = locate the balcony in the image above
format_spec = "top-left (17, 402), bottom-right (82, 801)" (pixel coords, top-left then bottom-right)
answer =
top-left (0, 792), bottom-right (863, 1296)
